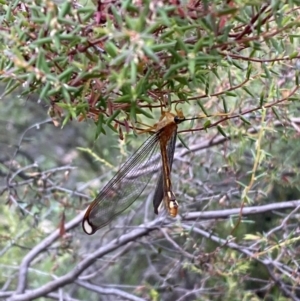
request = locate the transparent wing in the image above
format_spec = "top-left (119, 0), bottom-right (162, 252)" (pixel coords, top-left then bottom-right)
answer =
top-left (82, 130), bottom-right (163, 235)
top-left (152, 131), bottom-right (177, 214)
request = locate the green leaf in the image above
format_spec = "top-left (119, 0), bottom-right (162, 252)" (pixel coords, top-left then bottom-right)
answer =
top-left (36, 50), bottom-right (50, 73)
top-left (130, 61), bottom-right (137, 84)
top-left (110, 52), bottom-right (129, 66)
top-left (231, 60), bottom-right (244, 70)
top-left (178, 134), bottom-right (190, 150)
top-left (106, 110), bottom-right (121, 125)
top-left (59, 1), bottom-right (72, 18)
top-left (130, 102), bottom-right (137, 122)
top-left (142, 46), bottom-right (159, 63)
top-left (151, 41), bottom-right (176, 52)
top-left (107, 122), bottom-right (118, 133)
top-left (163, 61), bottom-right (187, 79)
top-left (139, 95), bottom-right (154, 104)
top-left (31, 37), bottom-right (53, 46)
top-left (110, 5), bottom-right (124, 28)
top-left (222, 97), bottom-right (228, 113)
top-left (203, 120), bottom-right (211, 129)
top-left (289, 51), bottom-right (299, 59)
top-left (176, 37), bottom-right (189, 53)
top-left (262, 63), bottom-right (270, 79)
top-left (197, 101), bottom-right (209, 116)
top-left (242, 87), bottom-right (255, 98)
top-left (157, 7), bottom-right (171, 26)
top-left (271, 107), bottom-right (280, 120)
top-left (39, 82), bottom-right (51, 100)
top-left (188, 56), bottom-right (195, 75)
top-left (105, 41), bottom-right (119, 58)
top-left (239, 115), bottom-right (251, 125)
top-left (5, 2), bottom-right (12, 20)
top-left (115, 95), bottom-right (132, 103)
top-left (58, 67), bottom-right (76, 82)
top-left (217, 125), bottom-right (227, 137)
top-left (246, 63), bottom-right (252, 79)
top-left (225, 91), bottom-right (237, 97)
top-left (2, 80), bottom-right (20, 97)
top-left (135, 107), bottom-right (154, 119)
top-left (95, 114), bottom-right (106, 139)
top-left (61, 86), bottom-right (71, 103)
top-left (62, 113), bottom-right (71, 128)
top-left (260, 91), bottom-right (265, 107)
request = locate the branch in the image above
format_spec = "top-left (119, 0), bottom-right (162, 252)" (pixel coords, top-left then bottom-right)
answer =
top-left (15, 212), bottom-right (84, 294)
top-left (11, 196), bottom-right (300, 300)
top-left (182, 225), bottom-right (300, 300)
top-left (183, 200), bottom-right (300, 221)
top-left (182, 221), bottom-right (300, 301)
top-left (8, 218), bottom-right (164, 301)
top-left (76, 280), bottom-right (146, 301)
top-left (266, 265), bottom-right (300, 301)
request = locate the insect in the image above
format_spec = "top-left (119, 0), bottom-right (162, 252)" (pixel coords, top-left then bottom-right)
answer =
top-left (82, 108), bottom-right (199, 235)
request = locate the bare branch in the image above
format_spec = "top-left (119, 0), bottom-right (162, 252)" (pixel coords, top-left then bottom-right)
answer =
top-left (76, 281), bottom-right (146, 301)
top-left (9, 218), bottom-right (164, 301)
top-left (15, 213), bottom-right (84, 295)
top-left (183, 200), bottom-right (300, 221)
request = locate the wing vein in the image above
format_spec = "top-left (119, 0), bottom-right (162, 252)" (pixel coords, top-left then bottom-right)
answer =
top-left (83, 129), bottom-right (165, 232)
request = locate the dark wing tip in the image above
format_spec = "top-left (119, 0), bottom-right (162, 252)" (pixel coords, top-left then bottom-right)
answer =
top-left (82, 217), bottom-right (97, 235)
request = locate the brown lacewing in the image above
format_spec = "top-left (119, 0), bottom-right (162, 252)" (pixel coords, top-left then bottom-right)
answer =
top-left (82, 109), bottom-right (198, 235)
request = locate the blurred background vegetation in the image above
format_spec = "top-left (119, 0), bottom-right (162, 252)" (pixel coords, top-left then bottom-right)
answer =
top-left (1, 0), bottom-right (300, 300)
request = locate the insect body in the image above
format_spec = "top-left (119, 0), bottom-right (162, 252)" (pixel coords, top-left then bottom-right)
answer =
top-left (82, 109), bottom-right (195, 235)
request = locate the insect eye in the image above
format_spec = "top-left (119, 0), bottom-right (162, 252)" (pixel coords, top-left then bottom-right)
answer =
top-left (174, 116), bottom-right (184, 123)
